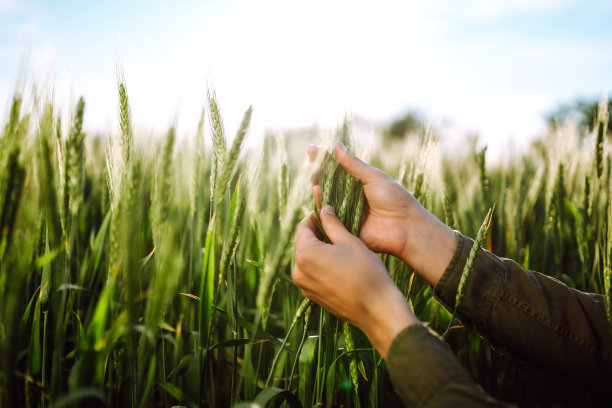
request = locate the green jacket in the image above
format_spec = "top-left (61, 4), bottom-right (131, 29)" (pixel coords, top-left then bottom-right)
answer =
top-left (386, 232), bottom-right (612, 407)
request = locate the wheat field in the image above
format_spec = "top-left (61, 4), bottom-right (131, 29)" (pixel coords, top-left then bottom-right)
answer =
top-left (0, 78), bottom-right (610, 407)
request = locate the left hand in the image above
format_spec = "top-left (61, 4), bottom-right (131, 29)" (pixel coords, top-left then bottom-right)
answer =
top-left (292, 205), bottom-right (418, 358)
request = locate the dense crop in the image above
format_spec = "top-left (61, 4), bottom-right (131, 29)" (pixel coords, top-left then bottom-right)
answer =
top-left (0, 78), bottom-right (610, 407)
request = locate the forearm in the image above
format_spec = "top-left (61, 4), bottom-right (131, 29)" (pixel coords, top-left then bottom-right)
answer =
top-left (400, 206), bottom-right (457, 287)
top-left (432, 232), bottom-right (612, 397)
top-left (386, 324), bottom-right (514, 407)
top-left (361, 286), bottom-right (418, 359)
top-left (380, 217), bottom-right (515, 407)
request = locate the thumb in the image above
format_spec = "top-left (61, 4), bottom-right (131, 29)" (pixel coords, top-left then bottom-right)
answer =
top-left (320, 205), bottom-right (355, 245)
top-left (334, 142), bottom-right (382, 184)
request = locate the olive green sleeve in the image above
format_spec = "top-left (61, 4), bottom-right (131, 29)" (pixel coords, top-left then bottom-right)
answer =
top-left (432, 231), bottom-right (612, 398)
top-left (386, 324), bottom-right (514, 407)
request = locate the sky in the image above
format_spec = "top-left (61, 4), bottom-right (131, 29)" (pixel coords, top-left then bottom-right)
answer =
top-left (1, 0), bottom-right (611, 155)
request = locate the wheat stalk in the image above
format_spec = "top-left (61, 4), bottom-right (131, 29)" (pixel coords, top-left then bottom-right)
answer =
top-left (443, 205), bottom-right (494, 339)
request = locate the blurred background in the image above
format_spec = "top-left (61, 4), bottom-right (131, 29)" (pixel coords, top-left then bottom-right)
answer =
top-left (1, 0), bottom-right (611, 158)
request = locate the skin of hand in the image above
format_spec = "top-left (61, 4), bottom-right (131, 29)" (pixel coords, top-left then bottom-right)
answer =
top-left (292, 206), bottom-right (418, 359)
top-left (308, 142), bottom-right (457, 287)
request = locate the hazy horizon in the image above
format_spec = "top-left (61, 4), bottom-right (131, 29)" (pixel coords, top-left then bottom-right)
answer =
top-left (1, 0), bottom-right (611, 156)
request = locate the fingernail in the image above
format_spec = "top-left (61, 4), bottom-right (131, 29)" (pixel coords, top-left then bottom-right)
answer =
top-left (323, 205), bottom-right (335, 215)
top-left (336, 142), bottom-right (346, 151)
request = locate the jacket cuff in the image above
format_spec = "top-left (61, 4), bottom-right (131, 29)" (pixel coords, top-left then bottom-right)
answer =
top-left (431, 231), bottom-right (506, 332)
top-left (386, 324), bottom-right (477, 407)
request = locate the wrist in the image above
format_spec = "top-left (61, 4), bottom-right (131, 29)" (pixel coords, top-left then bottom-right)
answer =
top-left (361, 285), bottom-right (419, 359)
top-left (400, 209), bottom-right (457, 287)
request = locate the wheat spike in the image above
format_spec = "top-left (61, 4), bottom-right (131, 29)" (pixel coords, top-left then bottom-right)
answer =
top-left (214, 106), bottom-right (252, 202)
top-left (456, 206), bottom-right (495, 307)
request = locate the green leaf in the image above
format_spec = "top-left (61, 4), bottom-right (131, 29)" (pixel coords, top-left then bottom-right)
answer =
top-left (156, 380), bottom-right (198, 408)
top-left (246, 259), bottom-right (294, 285)
top-left (139, 246), bottom-right (155, 269)
top-left (91, 211), bottom-right (111, 272)
top-left (49, 388), bottom-right (105, 408)
top-left (18, 285), bottom-right (39, 336)
top-left (214, 305), bottom-right (295, 355)
top-left (522, 244), bottom-right (530, 270)
top-left (34, 244), bottom-right (63, 269)
top-left (254, 387), bottom-right (301, 407)
top-left (298, 336), bottom-right (318, 407)
top-left (245, 259), bottom-right (263, 271)
top-left (229, 177), bottom-right (240, 221)
top-left (40, 227), bottom-right (52, 308)
top-left (56, 283), bottom-right (99, 296)
top-left (325, 348), bottom-right (371, 407)
top-left (87, 279), bottom-right (114, 346)
top-left (28, 292), bottom-right (42, 375)
top-left (233, 387), bottom-right (302, 408)
top-left (167, 353), bottom-right (197, 379)
top-left (199, 214), bottom-right (216, 346)
top-left (565, 198), bottom-right (582, 223)
top-left (210, 338), bottom-right (255, 350)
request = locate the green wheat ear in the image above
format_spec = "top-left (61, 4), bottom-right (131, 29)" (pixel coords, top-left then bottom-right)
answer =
top-left (443, 192), bottom-right (455, 230)
top-left (443, 205), bottom-right (494, 339)
top-left (595, 94), bottom-right (609, 179)
top-left (457, 205), bottom-right (494, 305)
top-left (214, 106), bottom-right (252, 204)
top-left (118, 82), bottom-right (133, 169)
top-left (277, 135), bottom-right (289, 220)
top-left (152, 127), bottom-right (175, 245)
top-left (208, 87), bottom-right (227, 202)
top-left (478, 146), bottom-right (489, 209)
top-left (66, 97), bottom-right (85, 220)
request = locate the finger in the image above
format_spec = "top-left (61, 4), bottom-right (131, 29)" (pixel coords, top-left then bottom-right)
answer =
top-left (320, 205), bottom-right (355, 245)
top-left (295, 214), bottom-right (330, 277)
top-left (312, 185), bottom-right (322, 211)
top-left (334, 142), bottom-right (383, 184)
top-left (295, 212), bottom-right (322, 248)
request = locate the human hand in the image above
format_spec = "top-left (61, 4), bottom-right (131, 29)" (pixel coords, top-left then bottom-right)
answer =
top-left (308, 142), bottom-right (457, 286)
top-left (292, 206), bottom-right (418, 358)
top-left (309, 142), bottom-right (419, 258)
